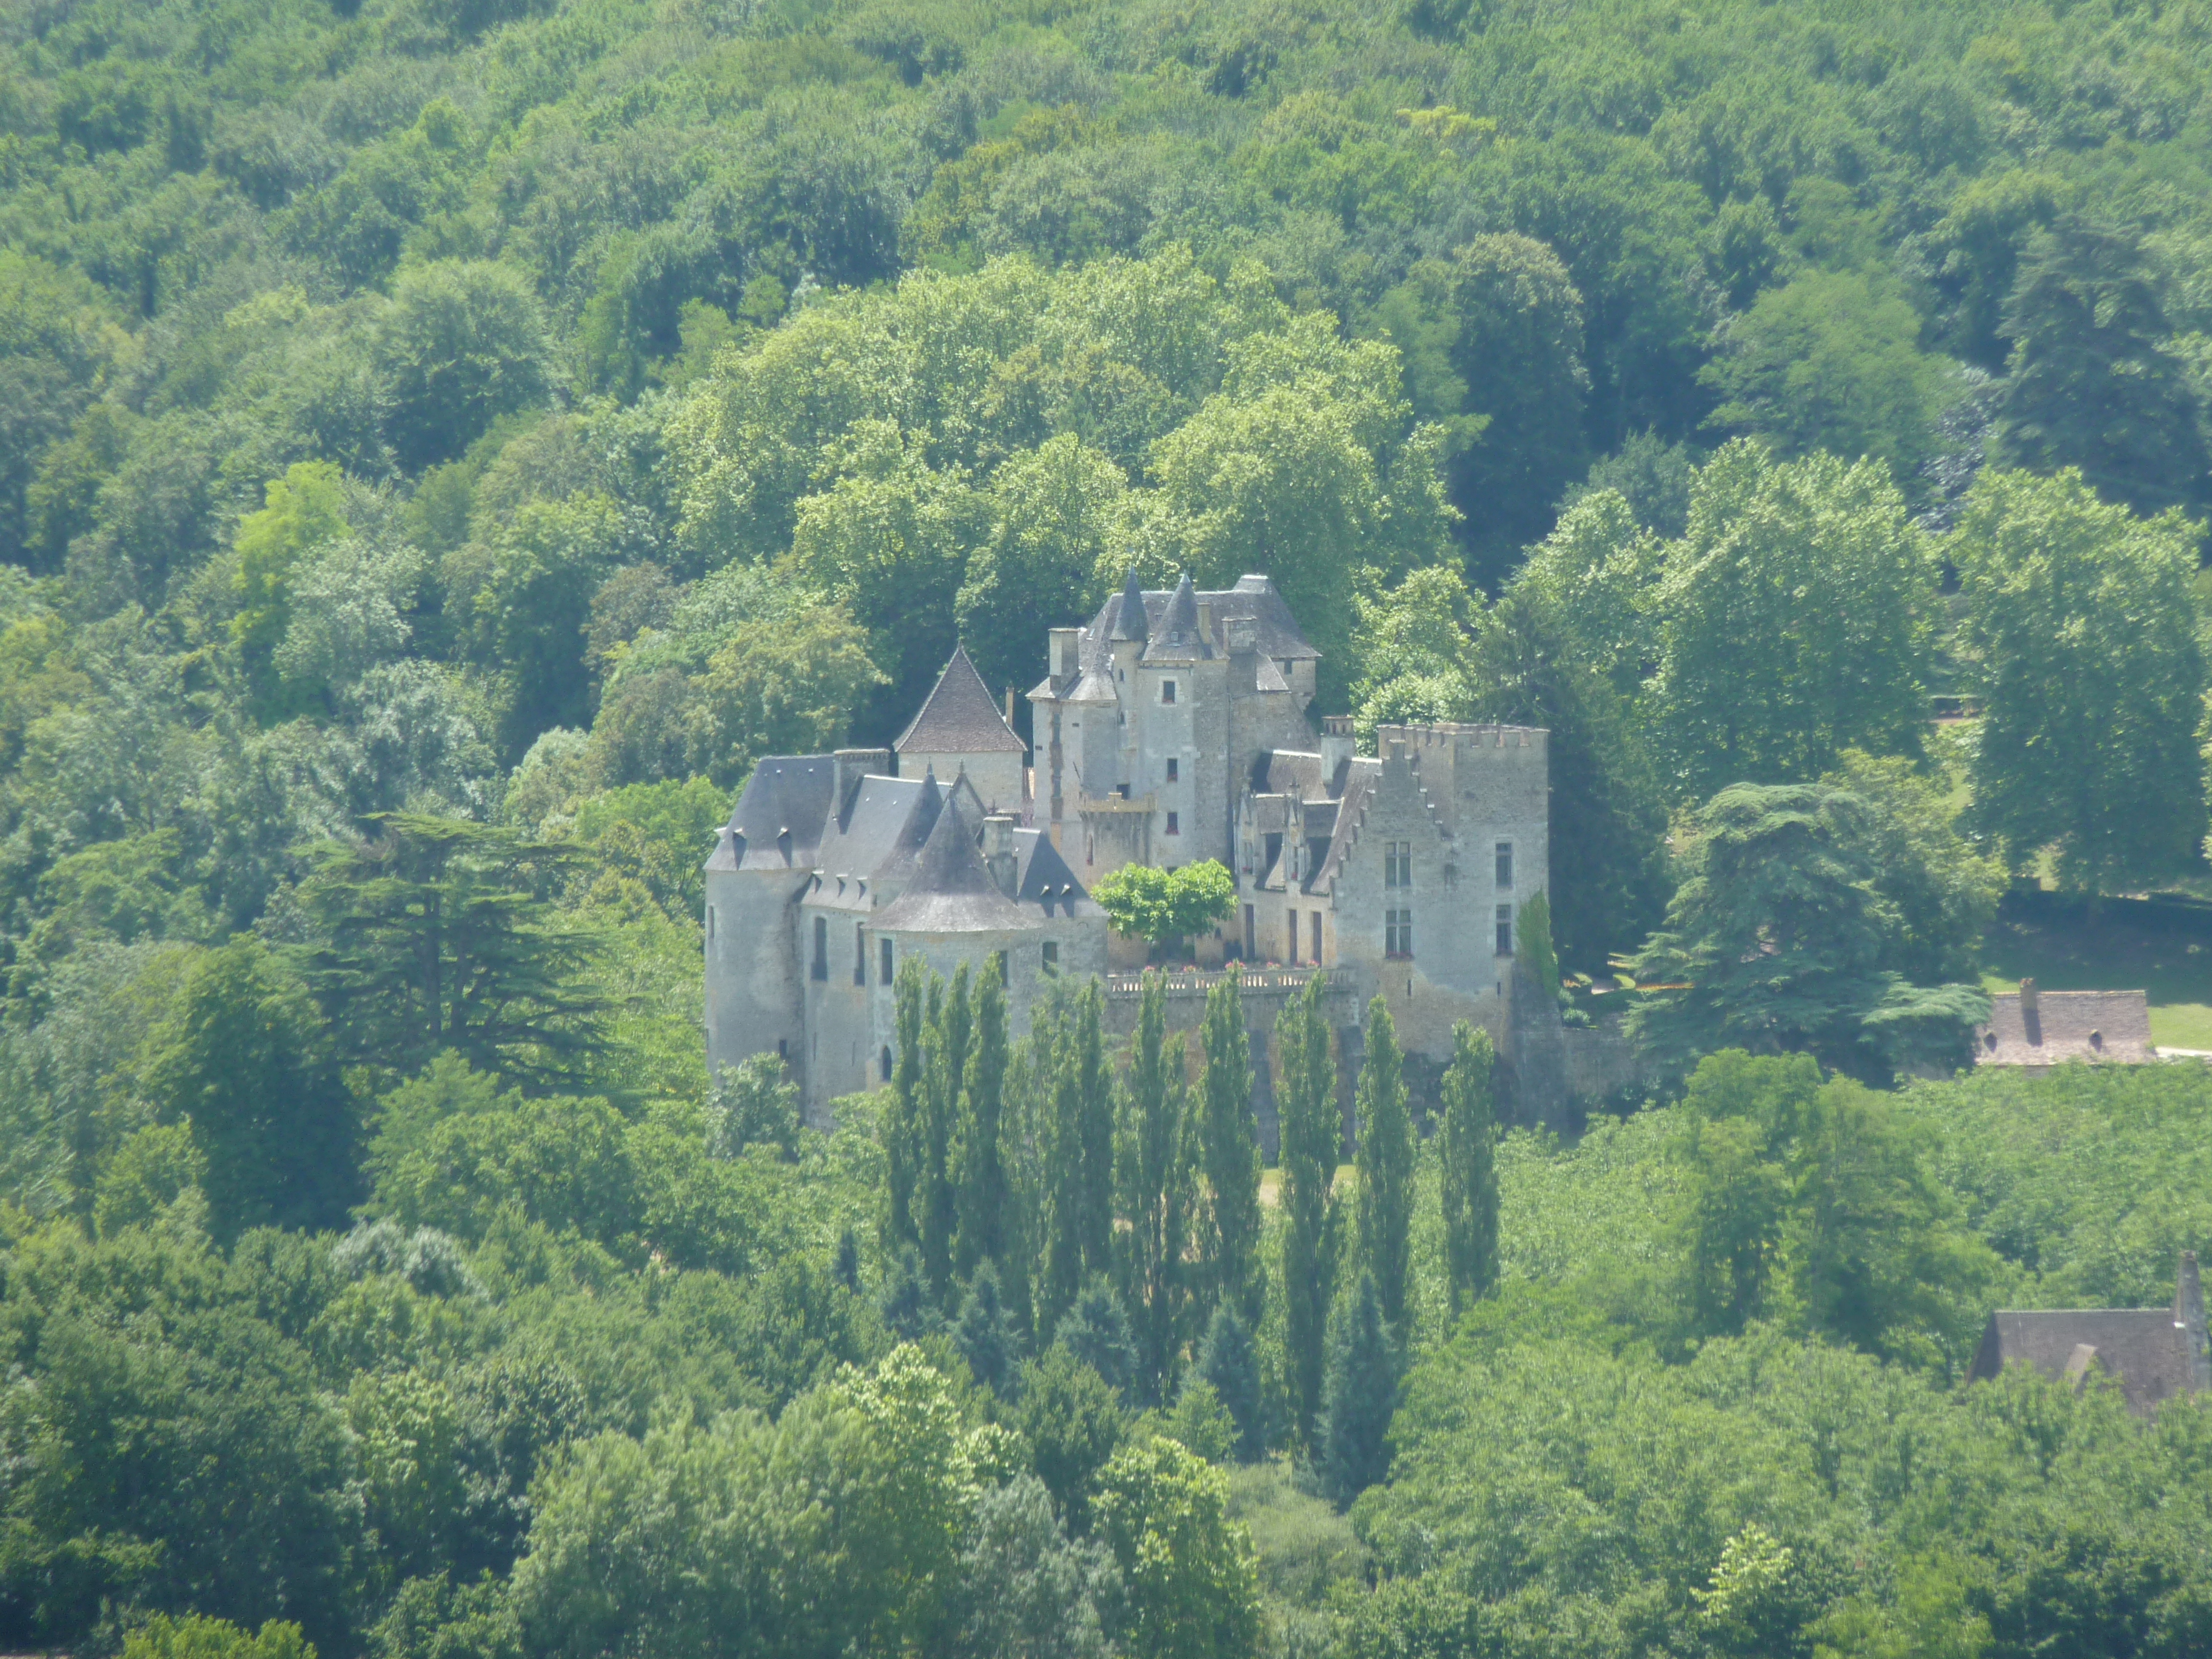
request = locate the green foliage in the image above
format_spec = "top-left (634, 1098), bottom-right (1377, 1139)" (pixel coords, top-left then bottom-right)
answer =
top-left (1091, 1433), bottom-right (1264, 1659)
top-left (1701, 269), bottom-right (1957, 489)
top-left (1994, 217), bottom-right (2210, 518)
top-left (1951, 467), bottom-right (2208, 891)
top-left (1275, 974), bottom-right (1341, 1448)
top-left (1114, 970), bottom-right (1191, 1406)
top-left (1318, 1271), bottom-right (1396, 1508)
top-left (1354, 997), bottom-right (1414, 1335)
top-left (1648, 441), bottom-right (1937, 797)
top-left (141, 936), bottom-right (357, 1241)
top-left (1629, 784), bottom-right (1993, 1082)
top-left (122, 1615), bottom-right (314, 1659)
top-left (1437, 1021), bottom-right (1498, 1320)
top-left (297, 815), bottom-right (615, 1094)
top-left (375, 262), bottom-right (552, 471)
top-left (1044, 979), bottom-right (1113, 1335)
top-left (1194, 970), bottom-right (1261, 1329)
top-left (1017, 1347), bottom-right (1125, 1533)
top-left (1192, 1305), bottom-right (1265, 1462)
top-left (1090, 860), bottom-right (1236, 950)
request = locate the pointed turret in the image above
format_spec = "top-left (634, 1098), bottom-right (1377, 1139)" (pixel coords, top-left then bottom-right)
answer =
top-left (872, 786), bottom-right (1028, 934)
top-left (1142, 570), bottom-right (1213, 661)
top-left (1108, 568), bottom-right (1148, 643)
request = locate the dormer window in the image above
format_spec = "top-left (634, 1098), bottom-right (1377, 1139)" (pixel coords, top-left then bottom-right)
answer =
top-left (1161, 680), bottom-right (1177, 704)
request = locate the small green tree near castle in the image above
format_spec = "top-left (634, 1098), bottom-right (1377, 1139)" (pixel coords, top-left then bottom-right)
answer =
top-left (1091, 860), bottom-right (1235, 954)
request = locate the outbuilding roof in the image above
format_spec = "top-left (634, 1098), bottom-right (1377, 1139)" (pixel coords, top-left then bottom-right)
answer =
top-left (1974, 986), bottom-right (2153, 1066)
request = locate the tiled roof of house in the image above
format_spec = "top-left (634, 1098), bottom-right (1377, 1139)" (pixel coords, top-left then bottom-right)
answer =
top-left (1974, 986), bottom-right (2153, 1065)
top-left (896, 646), bottom-right (1025, 755)
top-left (1084, 572), bottom-right (1319, 675)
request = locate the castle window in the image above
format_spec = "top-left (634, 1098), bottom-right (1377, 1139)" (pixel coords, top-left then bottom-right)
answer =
top-left (1496, 905), bottom-right (1513, 956)
top-left (854, 925), bottom-right (867, 985)
top-left (1166, 757), bottom-right (1179, 782)
top-left (881, 1045), bottom-right (893, 1082)
top-left (881, 937), bottom-right (894, 985)
top-left (1118, 783), bottom-right (1130, 800)
top-left (1386, 908), bottom-right (1414, 959)
top-left (708, 905), bottom-right (716, 941)
top-left (1288, 911), bottom-right (1299, 962)
top-left (1312, 910), bottom-right (1322, 962)
top-left (1042, 940), bottom-right (1059, 974)
top-left (1162, 680), bottom-right (1177, 704)
top-left (811, 916), bottom-right (828, 979)
top-left (1385, 841), bottom-right (1410, 888)
top-left (1166, 811), bottom-right (1180, 836)
top-left (1496, 842), bottom-right (1514, 888)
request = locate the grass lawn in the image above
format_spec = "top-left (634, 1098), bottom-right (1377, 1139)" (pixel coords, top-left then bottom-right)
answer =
top-left (1980, 893), bottom-right (2212, 1050)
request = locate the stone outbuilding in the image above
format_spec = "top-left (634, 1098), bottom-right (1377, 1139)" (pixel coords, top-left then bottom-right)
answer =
top-left (1968, 1253), bottom-right (2212, 1417)
top-left (1973, 979), bottom-right (2155, 1069)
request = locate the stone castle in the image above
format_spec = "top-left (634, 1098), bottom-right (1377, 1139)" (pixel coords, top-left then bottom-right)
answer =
top-left (704, 571), bottom-right (1569, 1128)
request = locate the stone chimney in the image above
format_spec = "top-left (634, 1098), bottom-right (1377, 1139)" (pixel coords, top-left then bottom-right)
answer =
top-left (834, 748), bottom-right (893, 813)
top-left (2178, 1252), bottom-right (2211, 1391)
top-left (984, 814), bottom-right (1019, 899)
top-left (2019, 976), bottom-right (2042, 1046)
top-left (1320, 714), bottom-right (1355, 781)
top-left (1049, 627), bottom-right (1081, 685)
top-left (1225, 614), bottom-right (1259, 692)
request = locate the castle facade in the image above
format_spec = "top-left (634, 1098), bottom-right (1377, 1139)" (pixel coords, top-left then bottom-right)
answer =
top-left (705, 572), bottom-right (1555, 1118)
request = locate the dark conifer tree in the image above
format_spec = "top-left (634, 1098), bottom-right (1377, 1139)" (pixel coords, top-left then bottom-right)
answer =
top-left (956, 1259), bottom-right (1025, 1402)
top-left (1195, 1305), bottom-right (1265, 1463)
top-left (1319, 1272), bottom-right (1398, 1509)
top-left (1052, 1275), bottom-right (1138, 1399)
top-left (880, 1244), bottom-right (942, 1342)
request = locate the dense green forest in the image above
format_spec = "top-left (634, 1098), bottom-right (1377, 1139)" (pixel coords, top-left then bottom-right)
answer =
top-left (10, 0), bottom-right (2212, 1652)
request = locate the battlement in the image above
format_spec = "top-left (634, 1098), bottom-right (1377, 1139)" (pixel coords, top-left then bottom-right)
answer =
top-left (1373, 721), bottom-right (1549, 756)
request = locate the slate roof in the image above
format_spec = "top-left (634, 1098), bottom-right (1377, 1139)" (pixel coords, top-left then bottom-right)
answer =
top-left (1312, 759), bottom-right (1381, 893)
top-left (709, 756), bottom-right (837, 873)
top-left (872, 791), bottom-right (1031, 934)
top-left (1974, 988), bottom-right (2154, 1065)
top-left (897, 646), bottom-right (1025, 755)
top-left (1141, 572), bottom-right (1215, 663)
top-left (1013, 827), bottom-right (1096, 919)
top-left (1969, 1255), bottom-right (2212, 1418)
top-left (1082, 572), bottom-right (1319, 677)
top-left (806, 773), bottom-right (942, 911)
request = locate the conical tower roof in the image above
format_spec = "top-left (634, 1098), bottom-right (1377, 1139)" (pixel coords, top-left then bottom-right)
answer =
top-left (1107, 568), bottom-right (1148, 642)
top-left (896, 645), bottom-right (1025, 754)
top-left (1142, 571), bottom-right (1213, 661)
top-left (871, 786), bottom-right (1028, 934)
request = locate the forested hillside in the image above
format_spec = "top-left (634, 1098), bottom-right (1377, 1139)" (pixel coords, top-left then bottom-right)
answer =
top-left (9, 0), bottom-right (2212, 1654)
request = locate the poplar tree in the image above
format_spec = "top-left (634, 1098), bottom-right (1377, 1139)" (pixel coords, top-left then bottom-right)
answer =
top-left (885, 955), bottom-right (928, 1254)
top-left (955, 957), bottom-right (1011, 1276)
top-left (920, 964), bottom-right (970, 1298)
top-left (1438, 1020), bottom-right (1499, 1319)
top-left (1195, 969), bottom-right (1261, 1330)
top-left (1116, 970), bottom-right (1190, 1404)
top-left (1318, 1271), bottom-right (1397, 1508)
top-left (1044, 978), bottom-right (1113, 1333)
top-left (1275, 974), bottom-right (1341, 1447)
top-left (1355, 996), bottom-right (1414, 1336)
